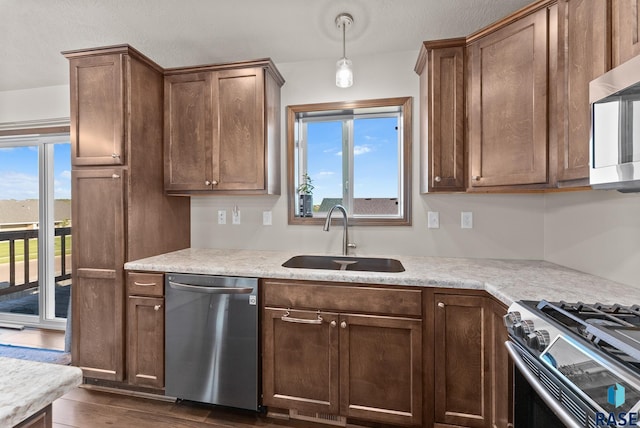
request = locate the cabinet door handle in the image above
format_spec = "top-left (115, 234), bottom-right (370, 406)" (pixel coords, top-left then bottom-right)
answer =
top-left (472, 175), bottom-right (481, 181)
top-left (340, 321), bottom-right (347, 329)
top-left (112, 174), bottom-right (120, 179)
top-left (111, 153), bottom-right (120, 159)
top-left (438, 302), bottom-right (445, 308)
top-left (434, 176), bottom-right (442, 183)
top-left (154, 305), bottom-right (162, 311)
top-left (133, 281), bottom-right (157, 287)
top-left (281, 310), bottom-right (323, 325)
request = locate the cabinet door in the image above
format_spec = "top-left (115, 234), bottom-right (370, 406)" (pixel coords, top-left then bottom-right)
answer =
top-left (613, 0), bottom-right (640, 67)
top-left (434, 294), bottom-right (488, 428)
top-left (339, 314), bottom-right (422, 426)
top-left (428, 44), bottom-right (466, 192)
top-left (262, 308), bottom-right (340, 414)
top-left (164, 72), bottom-right (214, 191)
top-left (69, 54), bottom-right (125, 166)
top-left (488, 298), bottom-right (513, 428)
top-left (468, 8), bottom-right (549, 188)
top-left (212, 68), bottom-right (265, 191)
top-left (71, 169), bottom-right (125, 381)
top-left (557, 0), bottom-right (610, 182)
top-left (127, 296), bottom-right (164, 388)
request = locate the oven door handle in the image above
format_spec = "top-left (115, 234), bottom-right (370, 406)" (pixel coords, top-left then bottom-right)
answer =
top-left (505, 341), bottom-right (583, 428)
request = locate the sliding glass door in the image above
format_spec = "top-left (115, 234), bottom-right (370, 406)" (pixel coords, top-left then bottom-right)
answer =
top-left (0, 134), bottom-right (71, 328)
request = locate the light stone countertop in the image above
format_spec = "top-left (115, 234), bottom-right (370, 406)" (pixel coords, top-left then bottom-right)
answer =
top-left (125, 248), bottom-right (640, 306)
top-left (0, 357), bottom-right (82, 427)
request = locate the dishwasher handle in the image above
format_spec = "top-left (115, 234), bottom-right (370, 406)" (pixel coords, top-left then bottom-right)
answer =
top-left (168, 280), bottom-right (253, 294)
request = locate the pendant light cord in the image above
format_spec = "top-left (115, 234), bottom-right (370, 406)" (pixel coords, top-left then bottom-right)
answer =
top-left (342, 21), bottom-right (346, 58)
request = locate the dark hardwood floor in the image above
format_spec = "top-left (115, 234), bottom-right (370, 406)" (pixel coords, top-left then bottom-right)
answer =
top-left (53, 388), bottom-right (331, 428)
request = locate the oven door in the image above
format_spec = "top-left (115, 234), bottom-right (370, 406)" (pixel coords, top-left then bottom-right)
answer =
top-left (506, 341), bottom-right (594, 428)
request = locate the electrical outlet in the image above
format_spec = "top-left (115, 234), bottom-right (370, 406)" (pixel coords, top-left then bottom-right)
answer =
top-left (262, 211), bottom-right (272, 226)
top-left (427, 211), bottom-right (440, 229)
top-left (232, 209), bottom-right (241, 225)
top-left (217, 210), bottom-right (226, 225)
top-left (461, 211), bottom-right (473, 229)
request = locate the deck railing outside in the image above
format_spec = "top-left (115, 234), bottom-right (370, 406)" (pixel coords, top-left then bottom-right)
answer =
top-left (0, 227), bottom-right (71, 297)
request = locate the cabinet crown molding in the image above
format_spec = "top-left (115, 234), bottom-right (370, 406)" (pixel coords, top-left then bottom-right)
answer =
top-left (414, 38), bottom-right (466, 74)
top-left (62, 44), bottom-right (164, 73)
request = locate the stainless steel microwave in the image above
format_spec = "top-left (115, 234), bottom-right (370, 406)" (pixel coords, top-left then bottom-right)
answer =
top-left (590, 54), bottom-right (640, 192)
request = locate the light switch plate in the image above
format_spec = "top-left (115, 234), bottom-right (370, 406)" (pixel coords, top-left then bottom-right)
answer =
top-left (427, 211), bottom-right (440, 229)
top-left (232, 209), bottom-right (241, 225)
top-left (262, 211), bottom-right (272, 226)
top-left (461, 211), bottom-right (473, 229)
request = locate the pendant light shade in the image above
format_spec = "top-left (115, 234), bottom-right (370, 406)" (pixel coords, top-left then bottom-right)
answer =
top-left (336, 57), bottom-right (353, 88)
top-left (335, 13), bottom-right (354, 88)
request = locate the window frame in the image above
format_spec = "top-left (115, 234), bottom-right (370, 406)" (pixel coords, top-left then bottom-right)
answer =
top-left (287, 97), bottom-right (412, 226)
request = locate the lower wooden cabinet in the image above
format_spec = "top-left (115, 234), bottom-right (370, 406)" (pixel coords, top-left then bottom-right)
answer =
top-left (127, 296), bottom-right (164, 388)
top-left (263, 308), bottom-right (340, 414)
top-left (262, 280), bottom-right (423, 427)
top-left (432, 292), bottom-right (512, 428)
top-left (340, 314), bottom-right (422, 426)
top-left (126, 271), bottom-right (165, 389)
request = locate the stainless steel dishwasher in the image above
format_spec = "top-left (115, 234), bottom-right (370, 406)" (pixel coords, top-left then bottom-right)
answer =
top-left (165, 273), bottom-right (259, 411)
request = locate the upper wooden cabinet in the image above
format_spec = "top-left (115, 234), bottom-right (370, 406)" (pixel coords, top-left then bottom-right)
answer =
top-left (467, 6), bottom-right (552, 189)
top-left (164, 61), bottom-right (284, 195)
top-left (557, 0), bottom-right (610, 184)
top-left (415, 39), bottom-right (466, 193)
top-left (612, 0), bottom-right (640, 67)
top-left (68, 53), bottom-right (125, 166)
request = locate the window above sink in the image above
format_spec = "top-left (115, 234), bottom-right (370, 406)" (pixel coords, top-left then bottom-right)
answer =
top-left (287, 97), bottom-right (412, 226)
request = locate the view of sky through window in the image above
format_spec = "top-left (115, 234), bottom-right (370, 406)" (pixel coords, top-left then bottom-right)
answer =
top-left (306, 116), bottom-right (399, 206)
top-left (0, 143), bottom-right (71, 200)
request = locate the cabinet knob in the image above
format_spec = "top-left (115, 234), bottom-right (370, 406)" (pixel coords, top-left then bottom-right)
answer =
top-left (340, 321), bottom-right (347, 329)
top-left (434, 176), bottom-right (442, 183)
top-left (438, 302), bottom-right (445, 308)
top-left (211, 180), bottom-right (218, 185)
top-left (330, 320), bottom-right (337, 328)
top-left (472, 175), bottom-right (481, 181)
top-left (111, 153), bottom-right (120, 159)
top-left (154, 305), bottom-right (162, 311)
top-left (112, 174), bottom-right (120, 179)
top-left (205, 180), bottom-right (211, 186)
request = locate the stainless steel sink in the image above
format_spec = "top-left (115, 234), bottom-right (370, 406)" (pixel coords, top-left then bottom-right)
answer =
top-left (282, 255), bottom-right (405, 273)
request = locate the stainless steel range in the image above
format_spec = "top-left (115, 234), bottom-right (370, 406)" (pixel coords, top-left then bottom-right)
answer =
top-left (504, 300), bottom-right (640, 428)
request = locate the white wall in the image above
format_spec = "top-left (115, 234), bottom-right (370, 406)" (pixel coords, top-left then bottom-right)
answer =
top-left (0, 85), bottom-right (70, 124)
top-left (191, 51), bottom-right (546, 259)
top-left (544, 190), bottom-right (640, 288)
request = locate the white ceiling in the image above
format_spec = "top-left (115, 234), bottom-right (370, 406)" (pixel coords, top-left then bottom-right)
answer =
top-left (0, 0), bottom-right (532, 92)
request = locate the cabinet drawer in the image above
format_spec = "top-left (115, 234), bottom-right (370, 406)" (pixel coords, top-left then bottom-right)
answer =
top-left (127, 272), bottom-right (164, 296)
top-left (263, 280), bottom-right (422, 317)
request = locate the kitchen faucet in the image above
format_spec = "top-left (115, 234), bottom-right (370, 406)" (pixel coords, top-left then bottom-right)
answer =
top-left (323, 204), bottom-right (356, 255)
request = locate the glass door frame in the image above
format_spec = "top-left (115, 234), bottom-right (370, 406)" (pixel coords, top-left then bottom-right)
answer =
top-left (0, 125), bottom-right (70, 330)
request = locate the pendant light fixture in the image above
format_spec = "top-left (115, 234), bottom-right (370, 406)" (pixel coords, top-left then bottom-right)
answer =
top-left (335, 13), bottom-right (354, 88)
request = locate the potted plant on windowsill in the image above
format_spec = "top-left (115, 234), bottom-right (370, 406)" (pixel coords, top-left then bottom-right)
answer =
top-left (297, 173), bottom-right (314, 217)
